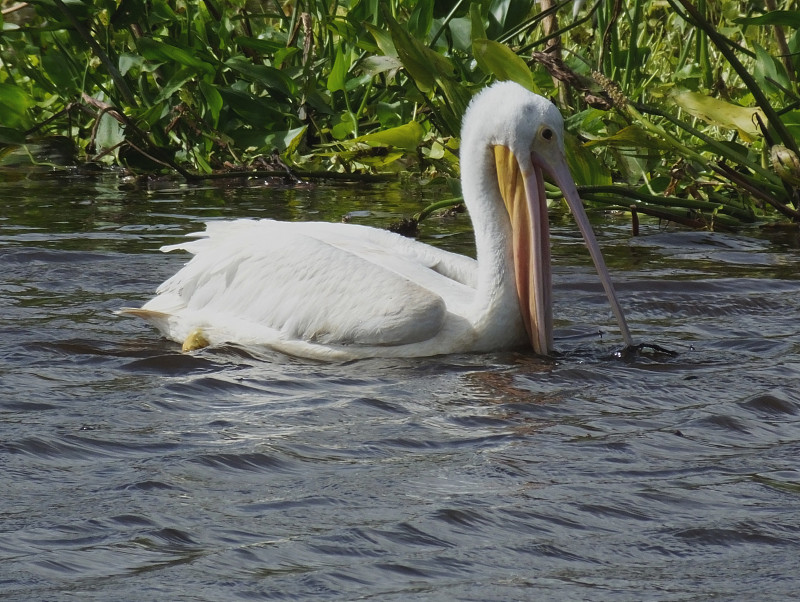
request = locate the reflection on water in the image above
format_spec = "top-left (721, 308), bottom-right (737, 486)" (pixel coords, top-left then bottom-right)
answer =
top-left (2, 170), bottom-right (800, 600)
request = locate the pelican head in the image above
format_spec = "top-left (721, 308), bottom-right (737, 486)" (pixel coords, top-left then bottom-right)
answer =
top-left (460, 81), bottom-right (632, 354)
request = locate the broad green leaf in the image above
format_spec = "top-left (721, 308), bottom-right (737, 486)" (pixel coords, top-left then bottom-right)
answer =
top-left (352, 121), bottom-right (424, 150)
top-left (327, 44), bottom-right (351, 93)
top-left (472, 39), bottom-right (534, 92)
top-left (360, 55), bottom-right (403, 77)
top-left (265, 126), bottom-right (307, 153)
top-left (383, 8), bottom-right (454, 93)
top-left (137, 38), bottom-right (215, 76)
top-left (225, 57), bottom-right (295, 96)
top-left (41, 51), bottom-right (79, 92)
top-left (118, 52), bottom-right (144, 76)
top-left (584, 125), bottom-right (671, 150)
top-left (219, 87), bottom-right (284, 124)
top-left (233, 126), bottom-right (306, 153)
top-left (752, 43), bottom-right (790, 97)
top-left (671, 90), bottom-right (764, 141)
top-left (565, 134), bottom-right (612, 187)
top-left (332, 112), bottom-right (358, 139)
top-left (470, 3), bottom-right (487, 41)
top-left (779, 110), bottom-right (800, 143)
top-left (448, 17), bottom-right (472, 52)
top-left (0, 83), bottom-right (32, 127)
top-left (364, 22), bottom-right (397, 57)
top-left (95, 111), bottom-right (125, 154)
top-left (734, 11), bottom-right (800, 28)
top-left (436, 77), bottom-right (472, 134)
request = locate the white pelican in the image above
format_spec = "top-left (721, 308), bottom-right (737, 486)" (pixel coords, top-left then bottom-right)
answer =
top-left (122, 81), bottom-right (634, 360)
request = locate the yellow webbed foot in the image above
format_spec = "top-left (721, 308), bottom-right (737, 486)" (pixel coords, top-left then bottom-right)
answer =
top-left (182, 328), bottom-right (210, 352)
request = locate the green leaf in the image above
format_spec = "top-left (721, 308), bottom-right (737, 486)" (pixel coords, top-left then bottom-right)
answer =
top-left (359, 55), bottom-right (403, 77)
top-left (199, 80), bottom-right (223, 126)
top-left (408, 0), bottom-right (434, 39)
top-left (234, 36), bottom-right (285, 56)
top-left (225, 57), bottom-right (295, 97)
top-left (565, 134), bottom-right (612, 187)
top-left (584, 125), bottom-right (672, 151)
top-left (472, 39), bottom-right (534, 92)
top-left (264, 125), bottom-right (307, 153)
top-left (137, 38), bottom-right (215, 76)
top-left (753, 43), bottom-right (790, 97)
top-left (219, 87), bottom-right (284, 124)
top-left (364, 22), bottom-right (398, 57)
top-left (41, 50), bottom-right (79, 92)
top-left (233, 125), bottom-right (307, 153)
top-left (383, 8), bottom-right (454, 93)
top-left (671, 90), bottom-right (765, 141)
top-left (351, 121), bottom-right (424, 150)
top-left (332, 112), bottom-right (358, 139)
top-left (734, 11), bottom-right (800, 28)
top-left (327, 44), bottom-right (350, 93)
top-left (118, 52), bottom-right (144, 76)
top-left (470, 2), bottom-right (487, 41)
top-left (95, 111), bottom-right (125, 154)
top-left (0, 83), bottom-right (32, 127)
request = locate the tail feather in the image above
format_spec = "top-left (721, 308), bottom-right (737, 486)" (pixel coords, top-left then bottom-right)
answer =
top-left (117, 307), bottom-right (172, 333)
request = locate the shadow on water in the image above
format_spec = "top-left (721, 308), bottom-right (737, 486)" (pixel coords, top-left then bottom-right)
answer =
top-left (2, 171), bottom-right (800, 600)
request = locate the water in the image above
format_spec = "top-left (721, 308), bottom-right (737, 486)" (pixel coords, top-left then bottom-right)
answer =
top-left (3, 169), bottom-right (800, 600)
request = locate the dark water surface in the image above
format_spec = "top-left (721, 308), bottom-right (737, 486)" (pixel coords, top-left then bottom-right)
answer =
top-left (3, 170), bottom-right (800, 600)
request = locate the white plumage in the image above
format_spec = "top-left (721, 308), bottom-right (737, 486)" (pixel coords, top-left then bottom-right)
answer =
top-left (122, 81), bottom-right (633, 360)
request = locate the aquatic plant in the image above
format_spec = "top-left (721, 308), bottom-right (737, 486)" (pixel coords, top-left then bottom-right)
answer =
top-left (0, 0), bottom-right (798, 228)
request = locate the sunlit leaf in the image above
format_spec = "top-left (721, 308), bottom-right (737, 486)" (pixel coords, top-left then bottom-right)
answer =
top-left (734, 11), bottom-right (800, 28)
top-left (470, 3), bottom-right (487, 41)
top-left (671, 90), bottom-right (764, 141)
top-left (472, 39), bottom-right (534, 91)
top-left (584, 125), bottom-right (671, 150)
top-left (351, 121), bottom-right (424, 150)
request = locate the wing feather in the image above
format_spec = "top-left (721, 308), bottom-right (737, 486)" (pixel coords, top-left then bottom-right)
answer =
top-left (143, 220), bottom-right (454, 347)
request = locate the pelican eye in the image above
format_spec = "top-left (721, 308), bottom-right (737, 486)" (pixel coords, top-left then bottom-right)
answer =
top-left (541, 127), bottom-right (554, 141)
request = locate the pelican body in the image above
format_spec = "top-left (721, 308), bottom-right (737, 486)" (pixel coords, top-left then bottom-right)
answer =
top-left (123, 82), bottom-right (633, 360)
